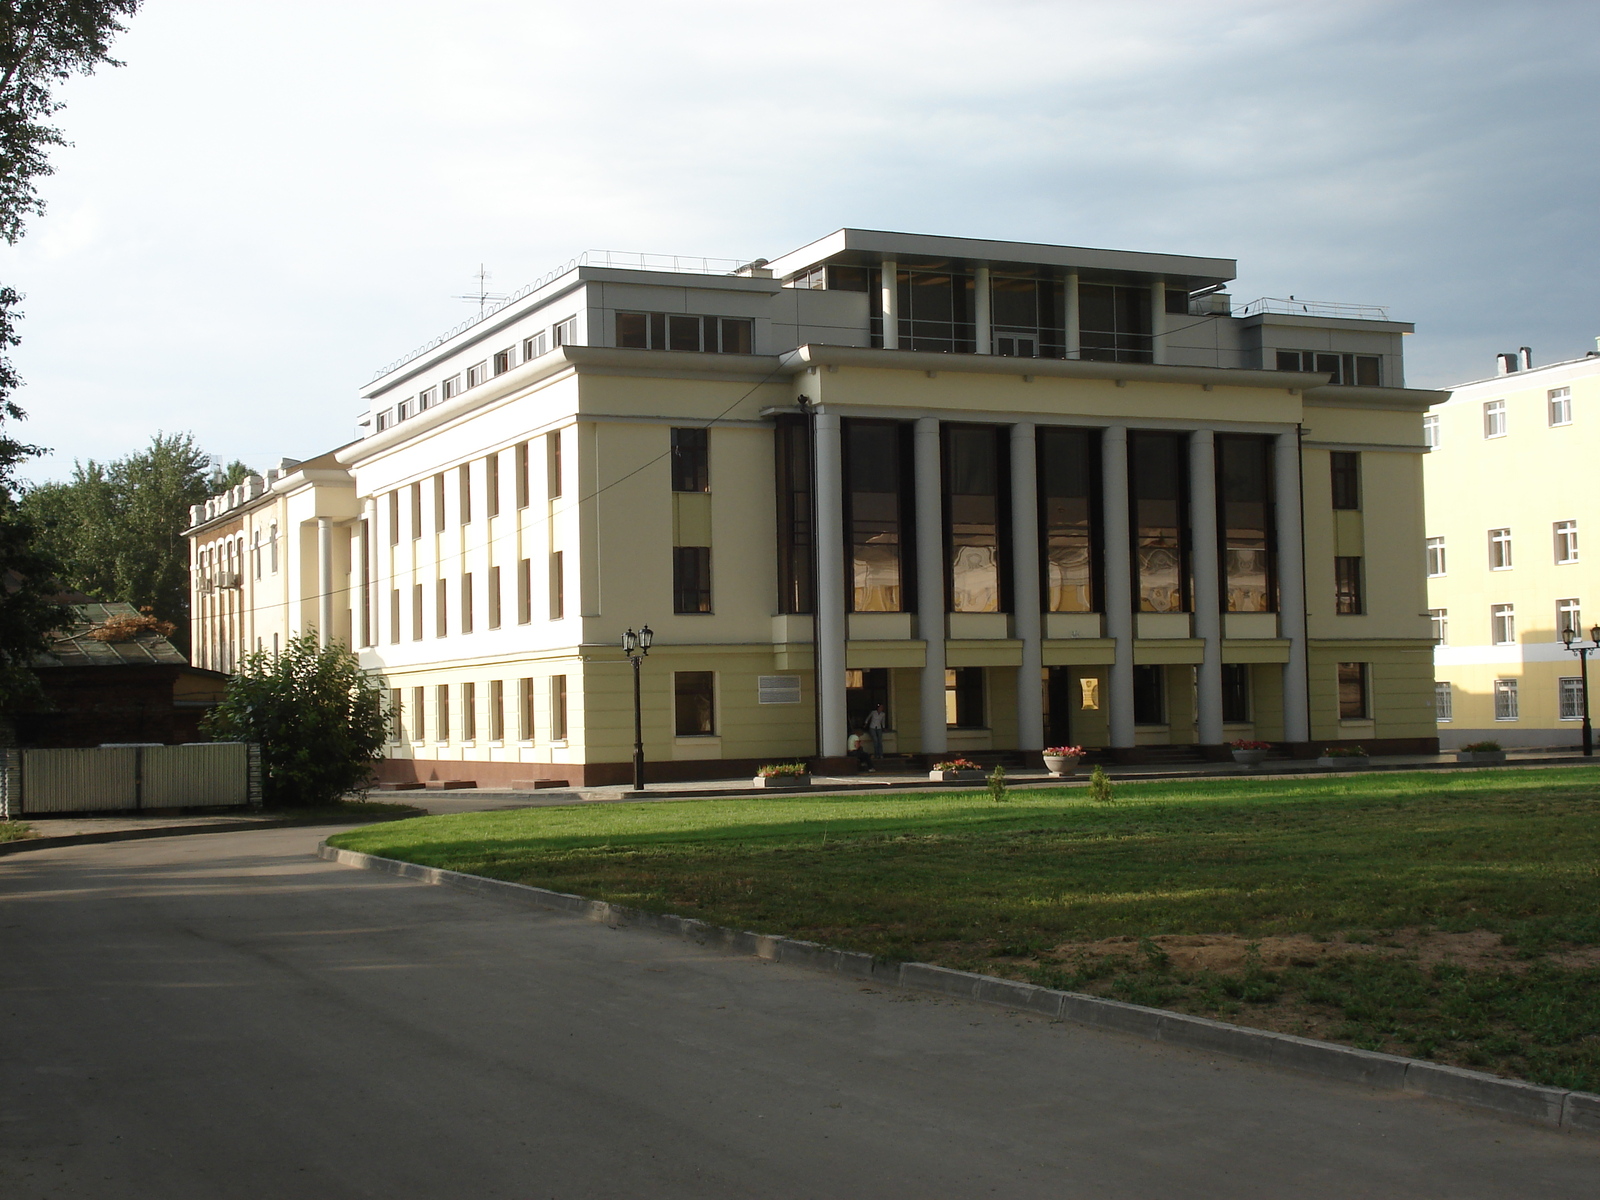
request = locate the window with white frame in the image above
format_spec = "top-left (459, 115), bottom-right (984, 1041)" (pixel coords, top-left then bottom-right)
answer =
top-left (251, 530), bottom-right (262, 580)
top-left (1560, 676), bottom-right (1585, 720)
top-left (1549, 386), bottom-right (1572, 426)
top-left (1555, 520), bottom-right (1579, 564)
top-left (1557, 598), bottom-right (1581, 639)
top-left (1435, 680), bottom-right (1453, 722)
top-left (523, 330), bottom-right (548, 360)
top-left (375, 409), bottom-right (393, 431)
top-left (396, 398), bottom-right (412, 421)
top-left (442, 374), bottom-right (462, 400)
top-left (553, 316), bottom-right (578, 347)
top-left (1426, 536), bottom-right (1446, 576)
top-left (418, 386), bottom-right (437, 411)
top-left (268, 523), bottom-right (279, 573)
top-left (1428, 608), bottom-right (1448, 644)
top-left (493, 348), bottom-right (514, 375)
top-left (466, 361), bottom-right (488, 388)
top-left (1483, 399), bottom-right (1506, 438)
top-left (1492, 603), bottom-right (1515, 645)
top-left (1489, 527), bottom-right (1513, 570)
top-left (1423, 412), bottom-right (1440, 448)
top-left (1494, 677), bottom-right (1519, 720)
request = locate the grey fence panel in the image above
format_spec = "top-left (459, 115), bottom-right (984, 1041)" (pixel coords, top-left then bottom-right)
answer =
top-left (143, 743), bottom-right (250, 809)
top-left (23, 748), bottom-right (139, 813)
top-left (0, 749), bottom-right (18, 820)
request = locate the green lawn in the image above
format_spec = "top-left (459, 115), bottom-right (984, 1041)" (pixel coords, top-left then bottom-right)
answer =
top-left (328, 768), bottom-right (1600, 1089)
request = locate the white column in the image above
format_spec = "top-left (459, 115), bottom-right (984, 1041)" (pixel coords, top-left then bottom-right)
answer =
top-left (1102, 426), bottom-right (1135, 748)
top-left (1064, 273), bottom-right (1081, 359)
top-left (915, 417), bottom-right (947, 756)
top-left (1011, 422), bottom-right (1043, 751)
top-left (1190, 431), bottom-right (1224, 746)
top-left (1276, 430), bottom-right (1310, 743)
top-left (974, 266), bottom-right (992, 355)
top-left (814, 414), bottom-right (848, 757)
top-left (317, 516), bottom-right (333, 648)
top-left (880, 260), bottom-right (899, 350)
top-left (1149, 277), bottom-right (1166, 365)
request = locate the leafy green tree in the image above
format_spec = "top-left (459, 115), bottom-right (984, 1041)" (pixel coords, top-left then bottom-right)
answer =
top-left (202, 634), bottom-right (391, 808)
top-left (23, 433), bottom-right (250, 650)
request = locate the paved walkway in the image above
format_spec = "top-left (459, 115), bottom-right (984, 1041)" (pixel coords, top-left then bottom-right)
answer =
top-left (2, 826), bottom-right (1595, 1198)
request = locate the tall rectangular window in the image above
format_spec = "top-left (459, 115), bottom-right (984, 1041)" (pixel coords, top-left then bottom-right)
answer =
top-left (671, 427), bottom-right (710, 492)
top-left (1484, 399), bottom-right (1506, 438)
top-left (388, 689), bottom-right (402, 743)
top-left (486, 454), bottom-right (500, 518)
top-left (547, 431), bottom-right (563, 498)
top-left (1560, 677), bottom-right (1584, 720)
top-left (673, 546), bottom-right (712, 613)
top-left (410, 482), bottom-right (423, 539)
top-left (1494, 677), bottom-right (1519, 720)
top-left (775, 416), bottom-right (813, 614)
top-left (549, 551), bottom-right (565, 619)
top-left (1423, 413), bottom-right (1440, 448)
top-left (1329, 451), bottom-right (1361, 510)
top-left (1429, 608), bottom-right (1448, 644)
top-left (1078, 282), bottom-right (1152, 363)
top-left (1426, 536), bottom-right (1446, 576)
top-left (1131, 431), bottom-right (1187, 613)
top-left (436, 683), bottom-right (451, 741)
top-left (889, 270), bottom-right (975, 354)
top-left (488, 565), bottom-right (501, 629)
top-left (436, 578), bottom-right (448, 637)
top-left (488, 680), bottom-right (504, 741)
top-left (515, 442), bottom-right (530, 509)
top-left (411, 583), bottom-right (423, 640)
top-left (945, 425), bottom-right (1005, 613)
top-left (1334, 556), bottom-right (1364, 614)
top-left (459, 464), bottom-right (472, 525)
top-left (1039, 426), bottom-right (1096, 612)
top-left (1338, 662), bottom-right (1369, 719)
top-left (1557, 598), bottom-right (1581, 639)
top-left (1555, 520), bottom-right (1579, 564)
top-left (1492, 603), bottom-right (1515, 645)
top-left (675, 671), bottom-right (715, 735)
top-left (432, 473), bottom-right (445, 533)
top-left (1435, 681), bottom-right (1453, 722)
top-left (845, 419), bottom-right (905, 612)
top-left (411, 686), bottom-right (426, 742)
top-left (1489, 527), bottom-right (1513, 570)
top-left (460, 573), bottom-right (473, 634)
top-left (519, 678), bottom-right (535, 741)
top-left (1217, 434), bottom-right (1273, 613)
top-left (944, 667), bottom-right (986, 728)
top-left (518, 558), bottom-right (532, 624)
top-left (1133, 665), bottom-right (1166, 725)
top-left (389, 589), bottom-right (400, 645)
top-left (461, 682), bottom-right (476, 741)
top-left (1221, 663), bottom-right (1251, 723)
top-left (388, 492), bottom-right (400, 544)
top-left (493, 348), bottom-right (513, 375)
top-left (550, 675), bottom-right (568, 741)
top-left (1549, 387), bottom-right (1572, 426)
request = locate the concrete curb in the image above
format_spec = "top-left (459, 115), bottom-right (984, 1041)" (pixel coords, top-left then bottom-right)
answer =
top-left (317, 842), bottom-right (1600, 1135)
top-left (0, 810), bottom-right (420, 858)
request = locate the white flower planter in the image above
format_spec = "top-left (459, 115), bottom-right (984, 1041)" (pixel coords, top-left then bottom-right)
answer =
top-left (753, 774), bottom-right (810, 788)
top-left (1231, 749), bottom-right (1269, 768)
top-left (929, 769), bottom-right (986, 782)
top-left (1317, 756), bottom-right (1370, 769)
top-left (1042, 755), bottom-right (1080, 778)
top-left (1455, 751), bottom-right (1507, 765)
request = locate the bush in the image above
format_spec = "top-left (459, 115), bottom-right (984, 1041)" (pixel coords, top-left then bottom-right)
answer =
top-left (1321, 745), bottom-right (1368, 757)
top-left (202, 633), bottom-right (390, 807)
top-left (757, 762), bottom-right (809, 777)
top-left (986, 763), bottom-right (1008, 802)
top-left (1460, 740), bottom-right (1503, 753)
top-left (1088, 764), bottom-right (1114, 803)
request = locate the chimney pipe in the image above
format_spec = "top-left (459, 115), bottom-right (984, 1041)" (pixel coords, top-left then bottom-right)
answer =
top-left (1496, 353), bottom-right (1517, 375)
top-left (1519, 347), bottom-right (1533, 371)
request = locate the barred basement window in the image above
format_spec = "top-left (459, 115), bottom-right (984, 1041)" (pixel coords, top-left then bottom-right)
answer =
top-left (1434, 681), bottom-right (1453, 722)
top-left (1560, 676), bottom-right (1584, 721)
top-left (1494, 678), bottom-right (1519, 721)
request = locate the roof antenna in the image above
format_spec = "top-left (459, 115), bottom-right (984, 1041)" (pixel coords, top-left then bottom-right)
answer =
top-left (454, 263), bottom-right (509, 318)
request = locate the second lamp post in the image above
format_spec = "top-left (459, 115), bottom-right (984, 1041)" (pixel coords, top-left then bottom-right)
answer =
top-left (622, 625), bottom-right (654, 790)
top-left (1560, 623), bottom-right (1600, 758)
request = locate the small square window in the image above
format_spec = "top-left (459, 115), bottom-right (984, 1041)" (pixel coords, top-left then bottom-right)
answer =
top-left (1483, 399), bottom-right (1506, 438)
top-left (1549, 387), bottom-right (1572, 426)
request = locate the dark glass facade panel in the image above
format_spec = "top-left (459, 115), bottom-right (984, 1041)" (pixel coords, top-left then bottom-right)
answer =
top-left (1079, 283), bottom-right (1152, 363)
top-left (1164, 287), bottom-right (1190, 315)
top-left (616, 312), bottom-right (648, 348)
top-left (991, 275), bottom-right (1065, 360)
top-left (718, 317), bottom-right (752, 354)
top-left (1038, 426), bottom-right (1098, 612)
top-left (614, 311), bottom-right (753, 353)
top-left (1133, 665), bottom-right (1166, 724)
top-left (675, 671), bottom-right (716, 735)
top-left (1130, 432), bottom-right (1187, 613)
top-left (1330, 451), bottom-right (1360, 510)
top-left (774, 416), bottom-right (813, 614)
top-left (673, 546), bottom-right (711, 613)
top-left (897, 270), bottom-right (975, 354)
top-left (844, 420), bottom-right (906, 612)
top-left (671, 427), bottom-right (709, 492)
top-left (945, 667), bottom-right (985, 728)
top-left (1338, 661), bottom-right (1368, 718)
top-left (1216, 434), bottom-right (1274, 613)
top-left (828, 265), bottom-right (870, 291)
top-left (1221, 663), bottom-right (1251, 723)
top-left (945, 426), bottom-right (1006, 613)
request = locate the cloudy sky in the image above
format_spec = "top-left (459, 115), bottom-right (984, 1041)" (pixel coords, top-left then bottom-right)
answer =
top-left (3, 0), bottom-right (1597, 481)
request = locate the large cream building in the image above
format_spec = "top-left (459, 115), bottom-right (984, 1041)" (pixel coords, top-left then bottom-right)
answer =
top-left (187, 230), bottom-right (1442, 784)
top-left (1425, 346), bottom-right (1600, 748)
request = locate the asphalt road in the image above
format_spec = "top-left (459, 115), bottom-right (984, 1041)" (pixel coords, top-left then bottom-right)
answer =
top-left (2, 826), bottom-right (1597, 1199)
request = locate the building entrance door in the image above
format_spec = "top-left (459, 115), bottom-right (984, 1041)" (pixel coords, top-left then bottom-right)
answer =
top-left (845, 668), bottom-right (890, 736)
top-left (1044, 667), bottom-right (1074, 747)
top-left (995, 331), bottom-right (1038, 357)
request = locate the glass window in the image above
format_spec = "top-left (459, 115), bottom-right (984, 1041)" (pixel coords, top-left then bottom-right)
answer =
top-left (945, 426), bottom-right (1003, 613)
top-left (1426, 536), bottom-right (1446, 576)
top-left (411, 583), bottom-right (423, 640)
top-left (1217, 435), bottom-right (1272, 613)
top-left (519, 678), bottom-right (535, 741)
top-left (1329, 451), bottom-right (1360, 510)
top-left (1489, 528), bottom-right (1512, 570)
top-left (549, 551), bottom-right (565, 620)
top-left (488, 680), bottom-right (504, 742)
top-left (523, 331), bottom-right (548, 360)
top-left (1483, 399), bottom-right (1506, 438)
top-left (1338, 662), bottom-right (1369, 719)
top-left (1275, 350), bottom-right (1303, 372)
top-left (553, 316), bottom-right (577, 347)
top-left (436, 578), bottom-right (448, 637)
top-left (1354, 355), bottom-right (1381, 386)
top-left (896, 270), bottom-right (974, 354)
top-left (547, 431), bottom-right (563, 498)
top-left (518, 558), bottom-right (531, 624)
top-left (516, 441), bottom-right (530, 508)
top-left (1549, 387), bottom-right (1572, 426)
top-left (1560, 677), bottom-right (1584, 720)
top-left (1423, 413), bottom-right (1440, 448)
top-left (1040, 427), bottom-right (1097, 613)
top-left (412, 686), bottom-right (426, 742)
top-left (485, 453), bottom-right (500, 518)
top-left (1133, 665), bottom-right (1166, 724)
top-left (1078, 282), bottom-right (1151, 364)
top-left (459, 464), bottom-right (472, 525)
top-left (442, 374), bottom-right (462, 400)
top-left (1557, 598), bottom-right (1580, 639)
top-left (1428, 608), bottom-right (1448, 644)
top-left (432, 473), bottom-right (445, 533)
top-left (1221, 663), bottom-right (1251, 723)
top-left (466, 362), bottom-right (487, 388)
top-left (673, 546), bottom-right (712, 613)
top-left (1131, 432), bottom-right (1186, 613)
top-left (493, 348), bottom-right (514, 375)
top-left (461, 682), bottom-right (477, 741)
top-left (717, 317), bottom-right (753, 354)
top-left (675, 671), bottom-right (716, 736)
top-left (1555, 520), bottom-right (1578, 564)
top-left (460, 573), bottom-right (473, 635)
top-left (1492, 603), bottom-right (1515, 645)
top-left (1335, 556), bottom-right (1364, 614)
top-left (388, 689), bottom-right (402, 743)
top-left (1494, 678), bottom-right (1519, 720)
top-left (1434, 680), bottom-right (1453, 722)
top-left (435, 683), bottom-right (451, 741)
top-left (390, 589), bottom-right (401, 644)
top-left (488, 565), bottom-right (501, 629)
top-left (616, 312), bottom-right (648, 348)
top-left (944, 667), bottom-right (986, 728)
top-left (671, 427), bottom-right (709, 492)
top-left (846, 420), bottom-right (905, 612)
top-left (550, 675), bottom-right (567, 741)
top-left (775, 416), bottom-right (813, 614)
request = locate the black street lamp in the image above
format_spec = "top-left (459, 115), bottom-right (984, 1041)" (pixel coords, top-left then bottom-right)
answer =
top-left (622, 625), bottom-right (654, 790)
top-left (1559, 623), bottom-right (1600, 757)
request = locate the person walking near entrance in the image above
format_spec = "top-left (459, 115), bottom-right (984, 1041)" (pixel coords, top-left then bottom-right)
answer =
top-left (866, 703), bottom-right (887, 760)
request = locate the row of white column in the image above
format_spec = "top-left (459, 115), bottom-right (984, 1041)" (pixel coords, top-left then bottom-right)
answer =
top-left (812, 421), bottom-right (1309, 758)
top-left (877, 261), bottom-right (1168, 365)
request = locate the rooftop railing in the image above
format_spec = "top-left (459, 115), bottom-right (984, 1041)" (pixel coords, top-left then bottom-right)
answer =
top-left (1234, 296), bottom-right (1391, 321)
top-left (369, 249), bottom-right (750, 381)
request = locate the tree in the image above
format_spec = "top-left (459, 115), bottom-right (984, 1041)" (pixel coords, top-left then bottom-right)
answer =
top-left (202, 634), bottom-right (391, 808)
top-left (22, 433), bottom-right (250, 651)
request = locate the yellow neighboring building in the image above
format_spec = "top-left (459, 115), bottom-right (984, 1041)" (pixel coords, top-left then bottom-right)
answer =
top-left (1425, 345), bottom-right (1600, 748)
top-left (186, 230), bottom-right (1442, 784)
